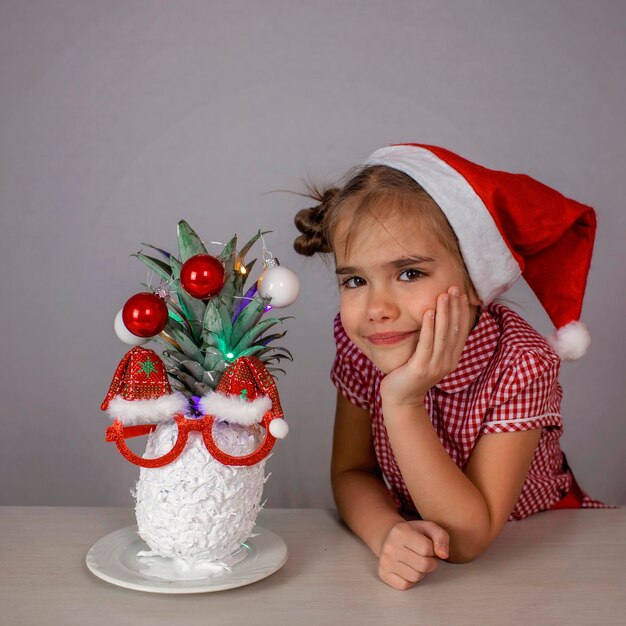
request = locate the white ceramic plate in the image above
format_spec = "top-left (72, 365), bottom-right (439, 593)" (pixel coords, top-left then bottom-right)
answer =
top-left (86, 524), bottom-right (288, 594)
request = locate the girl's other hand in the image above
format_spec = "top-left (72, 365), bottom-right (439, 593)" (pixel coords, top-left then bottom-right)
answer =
top-left (380, 286), bottom-right (472, 410)
top-left (378, 520), bottom-right (449, 590)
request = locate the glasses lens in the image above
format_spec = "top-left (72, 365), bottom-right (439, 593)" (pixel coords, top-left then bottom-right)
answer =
top-left (211, 420), bottom-right (266, 457)
top-left (142, 422), bottom-right (181, 461)
top-left (113, 422), bottom-right (183, 467)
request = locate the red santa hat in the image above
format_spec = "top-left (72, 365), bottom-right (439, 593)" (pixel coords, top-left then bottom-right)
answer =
top-left (101, 346), bottom-right (188, 425)
top-left (200, 356), bottom-right (288, 439)
top-left (364, 143), bottom-right (596, 360)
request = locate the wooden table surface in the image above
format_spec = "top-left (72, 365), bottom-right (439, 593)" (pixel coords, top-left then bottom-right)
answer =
top-left (1, 506), bottom-right (624, 626)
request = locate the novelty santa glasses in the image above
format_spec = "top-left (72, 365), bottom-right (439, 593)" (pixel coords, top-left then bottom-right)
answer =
top-left (102, 350), bottom-right (288, 467)
top-left (105, 408), bottom-right (282, 467)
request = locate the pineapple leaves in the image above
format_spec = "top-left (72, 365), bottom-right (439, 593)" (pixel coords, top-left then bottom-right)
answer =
top-left (203, 346), bottom-right (223, 371)
top-left (177, 220), bottom-right (208, 262)
top-left (163, 348), bottom-right (216, 392)
top-left (237, 345), bottom-right (269, 357)
top-left (267, 366), bottom-right (287, 377)
top-left (152, 333), bottom-right (183, 355)
top-left (272, 346), bottom-right (294, 361)
top-left (218, 235), bottom-right (237, 265)
top-left (217, 298), bottom-right (233, 348)
top-left (140, 242), bottom-right (173, 261)
top-left (166, 300), bottom-right (191, 330)
top-left (128, 225), bottom-right (292, 395)
top-left (250, 346), bottom-right (293, 362)
top-left (133, 252), bottom-right (173, 283)
top-left (253, 331), bottom-right (287, 346)
top-left (202, 331), bottom-right (224, 350)
top-left (218, 235), bottom-right (238, 302)
top-left (164, 317), bottom-right (191, 340)
top-left (233, 317), bottom-right (287, 354)
top-left (202, 299), bottom-right (222, 338)
top-left (201, 299), bottom-right (234, 358)
top-left (237, 230), bottom-right (263, 262)
top-left (162, 350), bottom-right (188, 372)
top-left (233, 257), bottom-right (257, 295)
top-left (230, 295), bottom-right (270, 347)
top-left (168, 326), bottom-right (204, 362)
top-left (267, 346), bottom-right (293, 363)
top-left (219, 230), bottom-right (266, 306)
top-left (162, 349), bottom-right (189, 364)
top-left (179, 359), bottom-right (208, 382)
top-left (169, 255), bottom-right (206, 340)
top-left (229, 230), bottom-right (265, 299)
top-left (167, 368), bottom-right (210, 396)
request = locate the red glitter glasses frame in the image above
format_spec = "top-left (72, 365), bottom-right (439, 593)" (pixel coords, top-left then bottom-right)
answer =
top-left (105, 409), bottom-right (281, 468)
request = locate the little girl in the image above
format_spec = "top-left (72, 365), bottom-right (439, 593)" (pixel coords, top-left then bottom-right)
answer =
top-left (292, 143), bottom-right (612, 590)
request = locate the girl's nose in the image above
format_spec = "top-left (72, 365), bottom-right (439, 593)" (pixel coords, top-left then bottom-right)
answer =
top-left (366, 287), bottom-right (400, 321)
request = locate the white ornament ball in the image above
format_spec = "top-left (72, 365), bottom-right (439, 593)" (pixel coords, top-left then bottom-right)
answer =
top-left (114, 309), bottom-right (149, 346)
top-left (269, 418), bottom-right (289, 439)
top-left (257, 266), bottom-right (300, 308)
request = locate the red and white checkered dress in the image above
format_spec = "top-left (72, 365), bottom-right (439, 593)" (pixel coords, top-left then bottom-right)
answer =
top-left (331, 301), bottom-right (612, 521)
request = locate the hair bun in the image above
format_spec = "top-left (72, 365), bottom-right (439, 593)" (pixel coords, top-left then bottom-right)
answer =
top-left (293, 187), bottom-right (338, 256)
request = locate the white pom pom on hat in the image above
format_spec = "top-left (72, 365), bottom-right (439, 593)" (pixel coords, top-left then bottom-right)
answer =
top-left (547, 321), bottom-right (591, 362)
top-left (364, 143), bottom-right (596, 360)
top-left (269, 418), bottom-right (289, 439)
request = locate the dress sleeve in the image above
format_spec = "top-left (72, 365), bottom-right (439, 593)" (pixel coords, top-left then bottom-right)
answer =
top-left (330, 313), bottom-right (376, 412)
top-left (480, 349), bottom-right (563, 435)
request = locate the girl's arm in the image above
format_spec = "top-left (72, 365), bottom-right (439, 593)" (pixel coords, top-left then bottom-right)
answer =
top-left (331, 392), bottom-right (450, 590)
top-left (383, 401), bottom-right (541, 563)
top-left (330, 391), bottom-right (405, 555)
top-left (380, 288), bottom-right (544, 563)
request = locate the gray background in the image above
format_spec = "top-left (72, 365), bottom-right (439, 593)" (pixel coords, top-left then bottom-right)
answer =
top-left (1, 0), bottom-right (624, 508)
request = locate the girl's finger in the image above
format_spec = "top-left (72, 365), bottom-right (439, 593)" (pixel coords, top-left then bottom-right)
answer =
top-left (449, 286), bottom-right (461, 330)
top-left (413, 307), bottom-right (435, 364)
top-left (382, 571), bottom-right (416, 590)
top-left (401, 552), bottom-right (439, 575)
top-left (452, 294), bottom-right (471, 358)
top-left (448, 287), bottom-right (463, 359)
top-left (403, 527), bottom-right (436, 557)
top-left (410, 520), bottom-right (450, 559)
top-left (431, 292), bottom-right (450, 363)
top-left (391, 561), bottom-right (425, 583)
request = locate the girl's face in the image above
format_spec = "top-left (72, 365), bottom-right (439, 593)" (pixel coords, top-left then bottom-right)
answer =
top-left (334, 212), bottom-right (480, 375)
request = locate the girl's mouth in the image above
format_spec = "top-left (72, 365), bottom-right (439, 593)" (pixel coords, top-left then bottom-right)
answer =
top-left (366, 331), bottom-right (418, 346)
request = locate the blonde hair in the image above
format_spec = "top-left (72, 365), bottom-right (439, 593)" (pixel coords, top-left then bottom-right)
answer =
top-left (294, 164), bottom-right (476, 297)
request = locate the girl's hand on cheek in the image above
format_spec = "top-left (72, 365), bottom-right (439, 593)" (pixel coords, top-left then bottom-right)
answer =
top-left (380, 286), bottom-right (472, 410)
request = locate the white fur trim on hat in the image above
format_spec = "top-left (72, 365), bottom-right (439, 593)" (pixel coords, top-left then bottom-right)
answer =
top-left (106, 392), bottom-right (188, 425)
top-left (547, 321), bottom-right (591, 361)
top-left (199, 392), bottom-right (272, 426)
top-left (364, 145), bottom-right (522, 304)
top-left (269, 418), bottom-right (289, 439)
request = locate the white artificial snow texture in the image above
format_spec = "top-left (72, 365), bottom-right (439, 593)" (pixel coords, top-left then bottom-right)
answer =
top-left (134, 420), bottom-right (267, 575)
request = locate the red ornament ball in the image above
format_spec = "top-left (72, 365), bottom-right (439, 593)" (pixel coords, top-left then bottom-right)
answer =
top-left (180, 254), bottom-right (225, 299)
top-left (122, 292), bottom-right (169, 338)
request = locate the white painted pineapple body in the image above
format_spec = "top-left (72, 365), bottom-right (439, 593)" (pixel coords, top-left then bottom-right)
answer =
top-left (134, 420), bottom-right (266, 563)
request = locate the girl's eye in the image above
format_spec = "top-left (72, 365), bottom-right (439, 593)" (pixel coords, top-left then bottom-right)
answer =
top-left (340, 276), bottom-right (366, 289)
top-left (399, 269), bottom-right (426, 282)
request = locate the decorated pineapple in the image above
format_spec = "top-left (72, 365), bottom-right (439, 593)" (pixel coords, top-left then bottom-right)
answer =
top-left (101, 222), bottom-right (298, 575)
